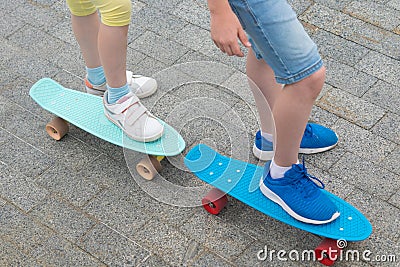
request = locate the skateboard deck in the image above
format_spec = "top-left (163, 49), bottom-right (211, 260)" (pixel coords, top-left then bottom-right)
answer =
top-left (30, 78), bottom-right (185, 156)
top-left (184, 144), bottom-right (372, 242)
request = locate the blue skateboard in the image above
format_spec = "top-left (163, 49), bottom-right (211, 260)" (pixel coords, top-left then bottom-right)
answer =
top-left (184, 144), bottom-right (372, 266)
top-left (30, 78), bottom-right (185, 180)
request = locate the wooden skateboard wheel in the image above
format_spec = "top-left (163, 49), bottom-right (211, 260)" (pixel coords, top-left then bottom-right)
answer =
top-left (315, 238), bottom-right (342, 266)
top-left (45, 117), bottom-right (69, 141)
top-left (136, 155), bottom-right (163, 180)
top-left (202, 188), bottom-right (228, 215)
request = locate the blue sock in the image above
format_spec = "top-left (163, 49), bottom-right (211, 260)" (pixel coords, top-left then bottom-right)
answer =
top-left (107, 83), bottom-right (130, 104)
top-left (86, 66), bottom-right (106, 85)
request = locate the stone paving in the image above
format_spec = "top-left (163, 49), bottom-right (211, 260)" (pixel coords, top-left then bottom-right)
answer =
top-left (0, 0), bottom-right (399, 266)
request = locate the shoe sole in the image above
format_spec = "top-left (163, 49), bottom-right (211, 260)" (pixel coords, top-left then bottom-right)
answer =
top-left (86, 86), bottom-right (105, 96)
top-left (298, 142), bottom-right (338, 154)
top-left (259, 178), bottom-right (340, 225)
top-left (104, 112), bottom-right (163, 143)
top-left (252, 145), bottom-right (274, 161)
top-left (252, 141), bottom-right (338, 161)
top-left (135, 84), bottom-right (157, 98)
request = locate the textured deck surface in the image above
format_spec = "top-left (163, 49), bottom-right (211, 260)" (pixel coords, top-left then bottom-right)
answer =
top-left (185, 144), bottom-right (372, 241)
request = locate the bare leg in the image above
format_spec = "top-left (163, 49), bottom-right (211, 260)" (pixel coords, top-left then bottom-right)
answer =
top-left (71, 13), bottom-right (128, 88)
top-left (272, 67), bottom-right (325, 166)
top-left (68, 2), bottom-right (163, 142)
top-left (97, 23), bottom-right (128, 88)
top-left (246, 49), bottom-right (326, 166)
top-left (246, 49), bottom-right (281, 135)
top-left (71, 12), bottom-right (101, 68)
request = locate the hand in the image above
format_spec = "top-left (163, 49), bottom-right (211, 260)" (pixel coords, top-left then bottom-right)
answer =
top-left (210, 10), bottom-right (251, 57)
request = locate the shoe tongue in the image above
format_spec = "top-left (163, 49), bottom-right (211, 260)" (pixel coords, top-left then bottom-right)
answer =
top-left (304, 124), bottom-right (313, 137)
top-left (292, 163), bottom-right (305, 172)
top-left (126, 71), bottom-right (133, 84)
top-left (284, 163), bottom-right (306, 179)
top-left (285, 163), bottom-right (319, 198)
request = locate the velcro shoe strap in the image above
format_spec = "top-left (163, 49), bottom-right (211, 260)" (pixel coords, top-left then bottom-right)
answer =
top-left (112, 94), bottom-right (140, 114)
top-left (125, 104), bottom-right (148, 126)
top-left (127, 94), bottom-right (140, 105)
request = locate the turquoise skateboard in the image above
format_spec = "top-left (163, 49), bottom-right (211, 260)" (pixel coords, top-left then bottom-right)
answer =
top-left (184, 144), bottom-right (372, 266)
top-left (30, 78), bottom-right (185, 180)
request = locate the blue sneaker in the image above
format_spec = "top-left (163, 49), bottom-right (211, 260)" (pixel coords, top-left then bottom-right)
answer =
top-left (253, 123), bottom-right (338, 160)
top-left (259, 160), bottom-right (340, 224)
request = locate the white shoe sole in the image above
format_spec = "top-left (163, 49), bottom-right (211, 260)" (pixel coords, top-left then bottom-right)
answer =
top-left (253, 145), bottom-right (274, 161)
top-left (86, 86), bottom-right (105, 96)
top-left (259, 178), bottom-right (340, 225)
top-left (135, 83), bottom-right (157, 98)
top-left (253, 140), bottom-right (338, 161)
top-left (298, 142), bottom-right (338, 154)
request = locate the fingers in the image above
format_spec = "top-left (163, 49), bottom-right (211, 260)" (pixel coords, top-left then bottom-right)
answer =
top-left (238, 29), bottom-right (252, 48)
top-left (213, 31), bottom-right (251, 57)
top-left (227, 43), bottom-right (243, 57)
top-left (214, 39), bottom-right (244, 57)
top-left (224, 44), bottom-right (235, 56)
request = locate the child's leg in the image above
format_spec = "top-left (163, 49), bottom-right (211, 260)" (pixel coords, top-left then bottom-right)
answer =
top-left (247, 46), bottom-right (325, 166)
top-left (247, 47), bottom-right (335, 164)
top-left (229, 0), bottom-right (339, 224)
top-left (246, 49), bottom-right (281, 136)
top-left (66, 0), bottom-right (163, 142)
top-left (70, 12), bottom-right (102, 69)
top-left (96, 23), bottom-right (129, 89)
top-left (273, 67), bottom-right (325, 166)
top-left (69, 4), bottom-right (157, 99)
top-left (69, 0), bottom-right (130, 91)
top-left (236, 0), bottom-right (337, 162)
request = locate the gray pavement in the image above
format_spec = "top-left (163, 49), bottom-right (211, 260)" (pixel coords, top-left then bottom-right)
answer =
top-left (0, 0), bottom-right (399, 266)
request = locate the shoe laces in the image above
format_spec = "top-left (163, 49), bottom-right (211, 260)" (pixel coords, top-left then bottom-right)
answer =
top-left (304, 124), bottom-right (313, 137)
top-left (290, 157), bottom-right (325, 199)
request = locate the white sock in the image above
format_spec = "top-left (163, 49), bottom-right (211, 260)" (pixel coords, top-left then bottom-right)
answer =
top-left (261, 131), bottom-right (273, 142)
top-left (269, 158), bottom-right (300, 179)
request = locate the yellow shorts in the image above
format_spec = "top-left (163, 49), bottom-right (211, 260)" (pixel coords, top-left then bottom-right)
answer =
top-left (66, 0), bottom-right (132, 27)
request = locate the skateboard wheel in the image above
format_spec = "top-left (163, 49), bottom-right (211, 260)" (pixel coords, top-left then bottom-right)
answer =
top-left (315, 238), bottom-right (342, 266)
top-left (136, 155), bottom-right (162, 180)
top-left (202, 188), bottom-right (228, 215)
top-left (45, 117), bottom-right (69, 141)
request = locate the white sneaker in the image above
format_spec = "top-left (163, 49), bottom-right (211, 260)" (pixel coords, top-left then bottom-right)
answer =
top-left (103, 91), bottom-right (164, 142)
top-left (85, 71), bottom-right (158, 98)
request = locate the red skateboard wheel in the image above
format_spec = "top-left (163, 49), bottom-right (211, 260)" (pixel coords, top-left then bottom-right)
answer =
top-left (201, 188), bottom-right (228, 215)
top-left (315, 238), bottom-right (342, 266)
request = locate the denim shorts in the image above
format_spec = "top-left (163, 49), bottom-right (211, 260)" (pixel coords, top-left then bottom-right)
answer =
top-left (229, 0), bottom-right (323, 84)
